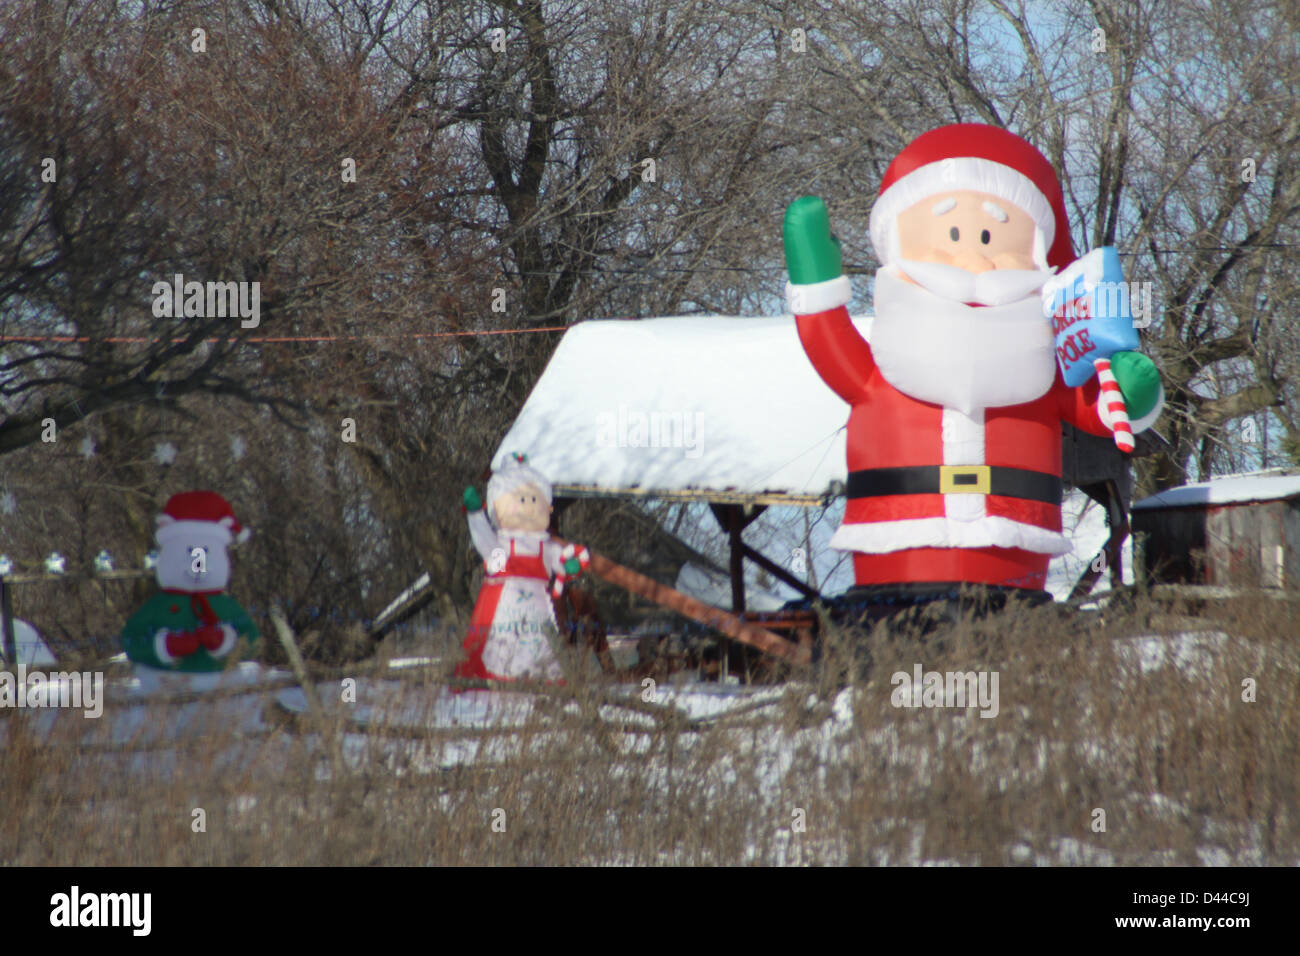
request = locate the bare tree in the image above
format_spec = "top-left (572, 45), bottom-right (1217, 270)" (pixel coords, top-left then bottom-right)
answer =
top-left (6, 0), bottom-right (1298, 654)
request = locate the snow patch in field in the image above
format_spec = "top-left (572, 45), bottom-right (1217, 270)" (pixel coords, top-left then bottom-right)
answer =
top-left (233, 794), bottom-right (258, 814)
top-left (276, 681), bottom-right (540, 731)
top-left (1196, 847), bottom-right (1232, 866)
top-left (117, 661), bottom-right (292, 699)
top-left (1053, 838), bottom-right (1114, 866)
top-left (1114, 631), bottom-right (1229, 679)
top-left (649, 682), bottom-right (787, 720)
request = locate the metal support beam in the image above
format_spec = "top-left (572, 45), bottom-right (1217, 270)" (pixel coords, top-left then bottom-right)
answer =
top-left (740, 543), bottom-right (823, 602)
top-left (708, 503), bottom-right (766, 615)
top-left (728, 510), bottom-right (745, 615)
top-left (1, 576), bottom-right (17, 664)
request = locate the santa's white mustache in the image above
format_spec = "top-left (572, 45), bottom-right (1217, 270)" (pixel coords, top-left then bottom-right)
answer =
top-left (894, 258), bottom-right (1057, 307)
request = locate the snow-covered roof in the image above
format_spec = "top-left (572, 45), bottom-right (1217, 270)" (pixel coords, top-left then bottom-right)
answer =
top-left (1132, 470), bottom-right (1300, 511)
top-left (494, 315), bottom-right (872, 503)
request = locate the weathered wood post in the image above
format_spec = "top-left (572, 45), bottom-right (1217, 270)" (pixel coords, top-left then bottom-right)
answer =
top-left (1, 574), bottom-right (17, 664)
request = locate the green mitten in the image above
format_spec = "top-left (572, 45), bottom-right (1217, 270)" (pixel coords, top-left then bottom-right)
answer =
top-left (783, 196), bottom-right (843, 285)
top-left (463, 486), bottom-right (482, 512)
top-left (1109, 351), bottom-right (1162, 420)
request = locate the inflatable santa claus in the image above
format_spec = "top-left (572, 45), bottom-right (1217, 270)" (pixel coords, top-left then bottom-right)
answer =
top-left (119, 490), bottom-right (260, 671)
top-left (784, 123), bottom-right (1163, 598)
top-left (455, 454), bottom-right (590, 683)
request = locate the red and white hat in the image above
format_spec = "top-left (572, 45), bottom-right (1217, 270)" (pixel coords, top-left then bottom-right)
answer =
top-left (869, 123), bottom-right (1074, 271)
top-left (155, 490), bottom-right (250, 547)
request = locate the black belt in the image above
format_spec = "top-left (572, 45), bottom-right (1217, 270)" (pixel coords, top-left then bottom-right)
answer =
top-left (847, 466), bottom-right (1061, 505)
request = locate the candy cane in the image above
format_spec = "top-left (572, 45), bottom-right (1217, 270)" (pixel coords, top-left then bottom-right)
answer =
top-left (1095, 357), bottom-right (1135, 453)
top-left (551, 544), bottom-right (591, 598)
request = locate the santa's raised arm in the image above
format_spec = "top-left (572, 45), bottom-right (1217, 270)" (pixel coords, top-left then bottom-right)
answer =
top-left (784, 123), bottom-right (1163, 597)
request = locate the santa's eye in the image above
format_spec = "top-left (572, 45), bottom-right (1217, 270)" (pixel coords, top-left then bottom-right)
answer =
top-left (980, 229), bottom-right (991, 244)
top-left (949, 227), bottom-right (960, 241)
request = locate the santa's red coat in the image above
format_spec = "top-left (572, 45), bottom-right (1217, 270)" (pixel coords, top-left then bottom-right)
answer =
top-left (797, 304), bottom-right (1112, 591)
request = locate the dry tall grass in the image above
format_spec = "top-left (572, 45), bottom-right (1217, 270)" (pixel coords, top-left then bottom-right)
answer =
top-left (2, 592), bottom-right (1297, 865)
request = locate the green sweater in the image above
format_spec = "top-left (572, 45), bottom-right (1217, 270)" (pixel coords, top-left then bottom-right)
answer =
top-left (120, 591), bottom-right (260, 672)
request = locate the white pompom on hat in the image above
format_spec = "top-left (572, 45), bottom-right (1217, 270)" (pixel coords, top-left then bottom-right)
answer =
top-left (486, 453), bottom-right (553, 513)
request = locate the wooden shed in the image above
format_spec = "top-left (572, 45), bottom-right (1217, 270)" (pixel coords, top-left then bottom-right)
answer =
top-left (1131, 470), bottom-right (1300, 590)
top-left (372, 314), bottom-right (1143, 662)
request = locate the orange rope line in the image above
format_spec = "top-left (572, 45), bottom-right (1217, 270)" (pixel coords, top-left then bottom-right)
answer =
top-left (0, 325), bottom-right (572, 344)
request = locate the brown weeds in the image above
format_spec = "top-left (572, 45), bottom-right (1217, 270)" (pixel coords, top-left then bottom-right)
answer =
top-left (2, 593), bottom-right (1297, 865)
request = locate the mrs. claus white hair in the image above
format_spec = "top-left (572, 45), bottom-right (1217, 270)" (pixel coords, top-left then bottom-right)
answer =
top-left (486, 453), bottom-right (553, 515)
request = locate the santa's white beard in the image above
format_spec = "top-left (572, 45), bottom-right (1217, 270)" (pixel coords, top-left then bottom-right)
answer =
top-left (871, 265), bottom-right (1058, 415)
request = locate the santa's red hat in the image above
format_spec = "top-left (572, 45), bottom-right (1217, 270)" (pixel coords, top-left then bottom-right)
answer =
top-left (869, 123), bottom-right (1074, 271)
top-left (155, 490), bottom-right (250, 546)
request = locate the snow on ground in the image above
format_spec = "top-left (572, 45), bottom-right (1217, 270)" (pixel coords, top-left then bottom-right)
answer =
top-left (1113, 630), bottom-right (1229, 679)
top-left (618, 680), bottom-right (788, 721)
top-left (276, 680), bottom-right (539, 731)
top-left (1133, 468), bottom-right (1300, 510)
top-left (4, 630), bottom-right (1289, 864)
top-left (119, 661), bottom-right (294, 700)
top-left (2, 662), bottom-right (291, 748)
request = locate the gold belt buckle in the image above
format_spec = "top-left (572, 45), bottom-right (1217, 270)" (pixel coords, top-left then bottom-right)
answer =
top-left (939, 464), bottom-right (991, 494)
